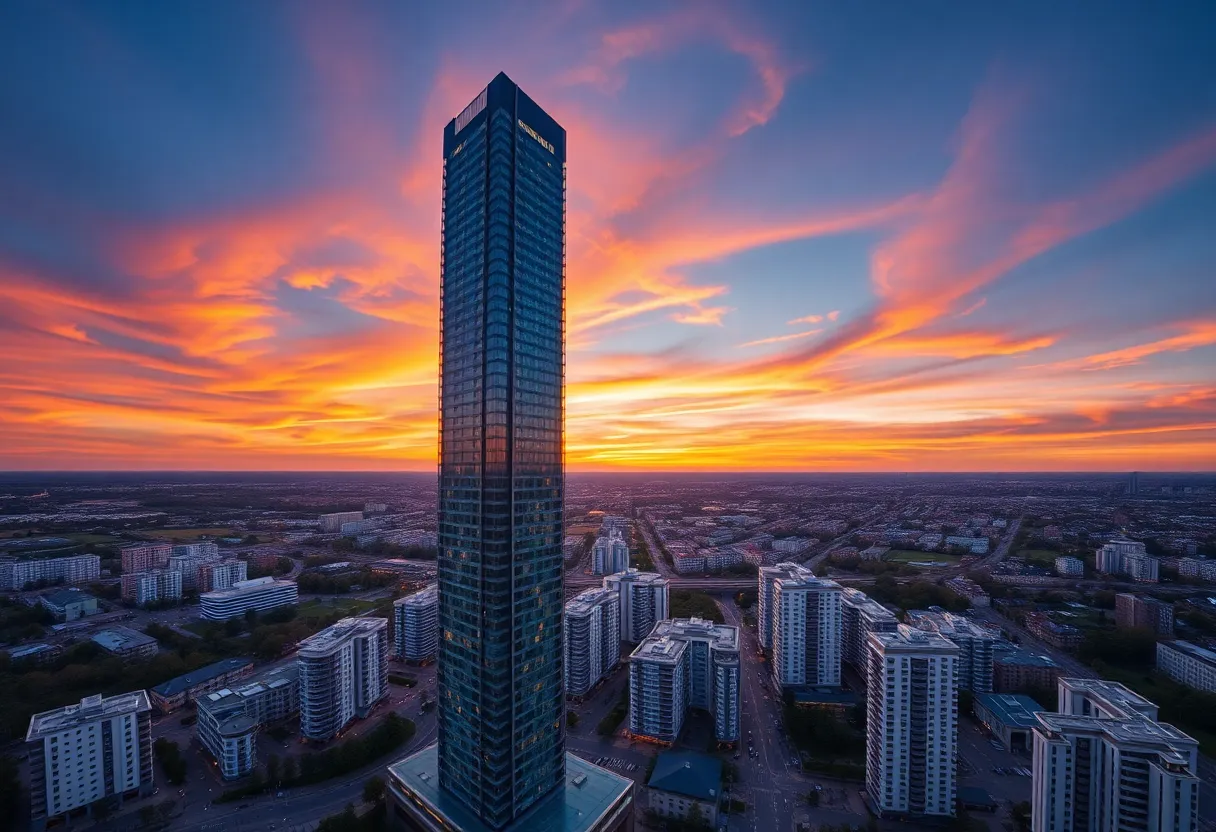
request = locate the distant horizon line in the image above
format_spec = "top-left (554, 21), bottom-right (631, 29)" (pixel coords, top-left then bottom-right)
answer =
top-left (0, 469), bottom-right (1211, 476)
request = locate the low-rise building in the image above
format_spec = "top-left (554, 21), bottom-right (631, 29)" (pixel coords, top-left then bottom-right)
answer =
top-left (1023, 612), bottom-right (1083, 651)
top-left (149, 657), bottom-right (256, 713)
top-left (92, 625), bottom-right (159, 660)
top-left (944, 576), bottom-right (990, 606)
top-left (1156, 639), bottom-right (1216, 693)
top-left (26, 691), bottom-right (154, 831)
top-left (972, 692), bottom-right (1044, 751)
top-left (1177, 557), bottom-right (1216, 582)
top-left (7, 642), bottom-right (62, 666)
top-left (39, 588), bottom-right (99, 621)
top-left (200, 577), bottom-right (298, 621)
top-left (993, 649), bottom-right (1060, 694)
top-left (646, 751), bottom-right (722, 826)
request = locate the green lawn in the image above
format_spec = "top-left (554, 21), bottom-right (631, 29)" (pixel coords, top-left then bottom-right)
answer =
top-left (885, 549), bottom-right (959, 564)
top-left (133, 527), bottom-right (237, 540)
top-left (1017, 548), bottom-right (1061, 565)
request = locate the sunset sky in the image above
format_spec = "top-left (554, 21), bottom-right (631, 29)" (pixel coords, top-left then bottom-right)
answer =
top-left (2, 0), bottom-right (1215, 471)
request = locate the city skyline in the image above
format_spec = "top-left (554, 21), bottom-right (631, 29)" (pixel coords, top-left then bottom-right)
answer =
top-left (2, 2), bottom-right (1216, 472)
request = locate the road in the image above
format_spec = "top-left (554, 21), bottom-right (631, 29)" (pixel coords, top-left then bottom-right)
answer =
top-left (973, 517), bottom-right (1023, 572)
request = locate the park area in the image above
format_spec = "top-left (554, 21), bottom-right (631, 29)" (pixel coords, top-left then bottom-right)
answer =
top-left (884, 549), bottom-right (960, 565)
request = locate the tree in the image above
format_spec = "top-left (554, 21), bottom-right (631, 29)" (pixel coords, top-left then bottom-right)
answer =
top-left (245, 608), bottom-right (259, 627)
top-left (282, 755), bottom-right (298, 784)
top-left (363, 775), bottom-right (386, 804)
top-left (805, 790), bottom-right (821, 807)
top-left (566, 711), bottom-right (579, 729)
top-left (686, 802), bottom-right (710, 831)
top-left (137, 804), bottom-right (157, 827)
top-left (265, 754), bottom-right (280, 785)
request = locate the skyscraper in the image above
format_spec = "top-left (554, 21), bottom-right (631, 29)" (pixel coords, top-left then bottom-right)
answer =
top-left (438, 71), bottom-right (567, 827)
top-left (388, 72), bottom-right (632, 832)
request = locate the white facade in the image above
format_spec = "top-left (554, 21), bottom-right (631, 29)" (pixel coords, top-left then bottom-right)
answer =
top-left (757, 562), bottom-right (813, 650)
top-left (865, 627), bottom-right (959, 819)
top-left (1177, 558), bottom-right (1216, 582)
top-left (200, 577), bottom-right (298, 620)
top-left (297, 617), bottom-right (389, 741)
top-left (25, 692), bottom-right (153, 830)
top-left (1031, 679), bottom-right (1199, 832)
top-left (0, 554), bottom-right (100, 590)
top-left (394, 585), bottom-right (439, 662)
top-left (906, 610), bottom-right (995, 693)
top-left (1055, 556), bottom-right (1084, 577)
top-left (1156, 640), bottom-right (1216, 693)
top-left (197, 665), bottom-right (299, 780)
top-left (772, 537), bottom-right (812, 554)
top-left (841, 588), bottom-right (898, 675)
top-left (201, 559), bottom-right (248, 592)
top-left (603, 568), bottom-right (670, 642)
top-left (592, 532), bottom-right (630, 576)
top-left (772, 575), bottom-right (842, 688)
top-left (135, 569), bottom-right (182, 606)
top-left (629, 618), bottom-right (739, 743)
top-left (1096, 538), bottom-right (1151, 578)
top-left (564, 588), bottom-right (620, 697)
top-left (1125, 553), bottom-right (1160, 583)
top-left (167, 544), bottom-right (221, 590)
top-left (319, 511), bottom-right (363, 533)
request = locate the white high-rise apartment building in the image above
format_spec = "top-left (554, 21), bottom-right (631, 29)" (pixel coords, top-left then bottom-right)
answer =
top-left (865, 627), bottom-right (959, 819)
top-left (198, 559), bottom-right (247, 593)
top-left (297, 617), bottom-right (389, 741)
top-left (603, 568), bottom-right (670, 642)
top-left (167, 543), bottom-right (221, 591)
top-left (394, 585), bottom-right (439, 663)
top-left (564, 588), bottom-right (620, 697)
top-left (26, 691), bottom-right (154, 831)
top-left (1032, 678), bottom-right (1199, 832)
top-left (628, 618), bottom-right (739, 744)
top-left (906, 610), bottom-right (995, 692)
top-left (1096, 538), bottom-right (1156, 581)
top-left (0, 554), bottom-right (101, 591)
top-left (592, 532), bottom-right (630, 576)
top-left (758, 562), bottom-right (812, 650)
top-left (841, 588), bottom-right (898, 676)
top-left (772, 574), bottom-right (842, 688)
top-left (319, 511), bottom-right (363, 533)
top-left (121, 568), bottom-right (183, 607)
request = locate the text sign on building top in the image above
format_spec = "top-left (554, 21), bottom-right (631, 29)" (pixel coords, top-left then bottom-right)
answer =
top-left (519, 119), bottom-right (554, 153)
top-left (455, 87), bottom-right (488, 134)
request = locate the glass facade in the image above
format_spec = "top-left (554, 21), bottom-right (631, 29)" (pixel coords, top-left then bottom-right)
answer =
top-left (437, 72), bottom-right (567, 830)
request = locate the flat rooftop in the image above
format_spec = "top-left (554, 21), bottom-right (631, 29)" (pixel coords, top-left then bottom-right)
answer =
top-left (869, 626), bottom-right (960, 654)
top-left (199, 664), bottom-right (298, 713)
top-left (566, 588), bottom-right (617, 616)
top-left (298, 616), bottom-right (385, 656)
top-left (151, 657), bottom-right (253, 697)
top-left (974, 693), bottom-right (1044, 729)
top-left (92, 625), bottom-right (157, 652)
top-left (28, 691), bottom-right (151, 741)
top-left (388, 744), bottom-right (633, 832)
top-left (994, 649), bottom-right (1059, 668)
top-left (395, 584), bottom-right (439, 608)
top-left (202, 577), bottom-right (296, 600)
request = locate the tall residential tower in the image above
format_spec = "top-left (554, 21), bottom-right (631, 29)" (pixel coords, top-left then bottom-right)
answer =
top-left (387, 73), bottom-right (631, 832)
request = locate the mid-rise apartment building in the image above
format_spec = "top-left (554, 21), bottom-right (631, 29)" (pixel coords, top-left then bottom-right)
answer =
top-left (592, 532), bottom-right (630, 576)
top-left (564, 588), bottom-right (620, 698)
top-left (393, 584), bottom-right (439, 663)
top-left (1177, 558), bottom-right (1216, 582)
top-left (167, 547), bottom-right (222, 591)
top-left (1054, 556), bottom-right (1084, 577)
top-left (319, 511), bottom-right (363, 533)
top-left (1156, 640), bottom-right (1216, 693)
top-left (906, 610), bottom-right (996, 692)
top-left (200, 577), bottom-right (298, 621)
top-left (1115, 594), bottom-right (1174, 636)
top-left (865, 627), bottom-right (959, 820)
top-left (758, 562), bottom-right (813, 650)
top-left (841, 588), bottom-right (898, 677)
top-left (26, 691), bottom-right (154, 831)
top-left (629, 618), bottom-right (739, 744)
top-left (771, 574), bottom-right (842, 688)
top-left (121, 569), bottom-right (182, 606)
top-left (298, 617), bottom-right (389, 741)
top-left (119, 543), bottom-right (171, 575)
top-left (0, 554), bottom-right (101, 590)
top-left (197, 664), bottom-right (299, 779)
top-left (198, 558), bottom-right (247, 593)
top-left (1031, 678), bottom-right (1199, 832)
top-left (603, 568), bottom-right (670, 642)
